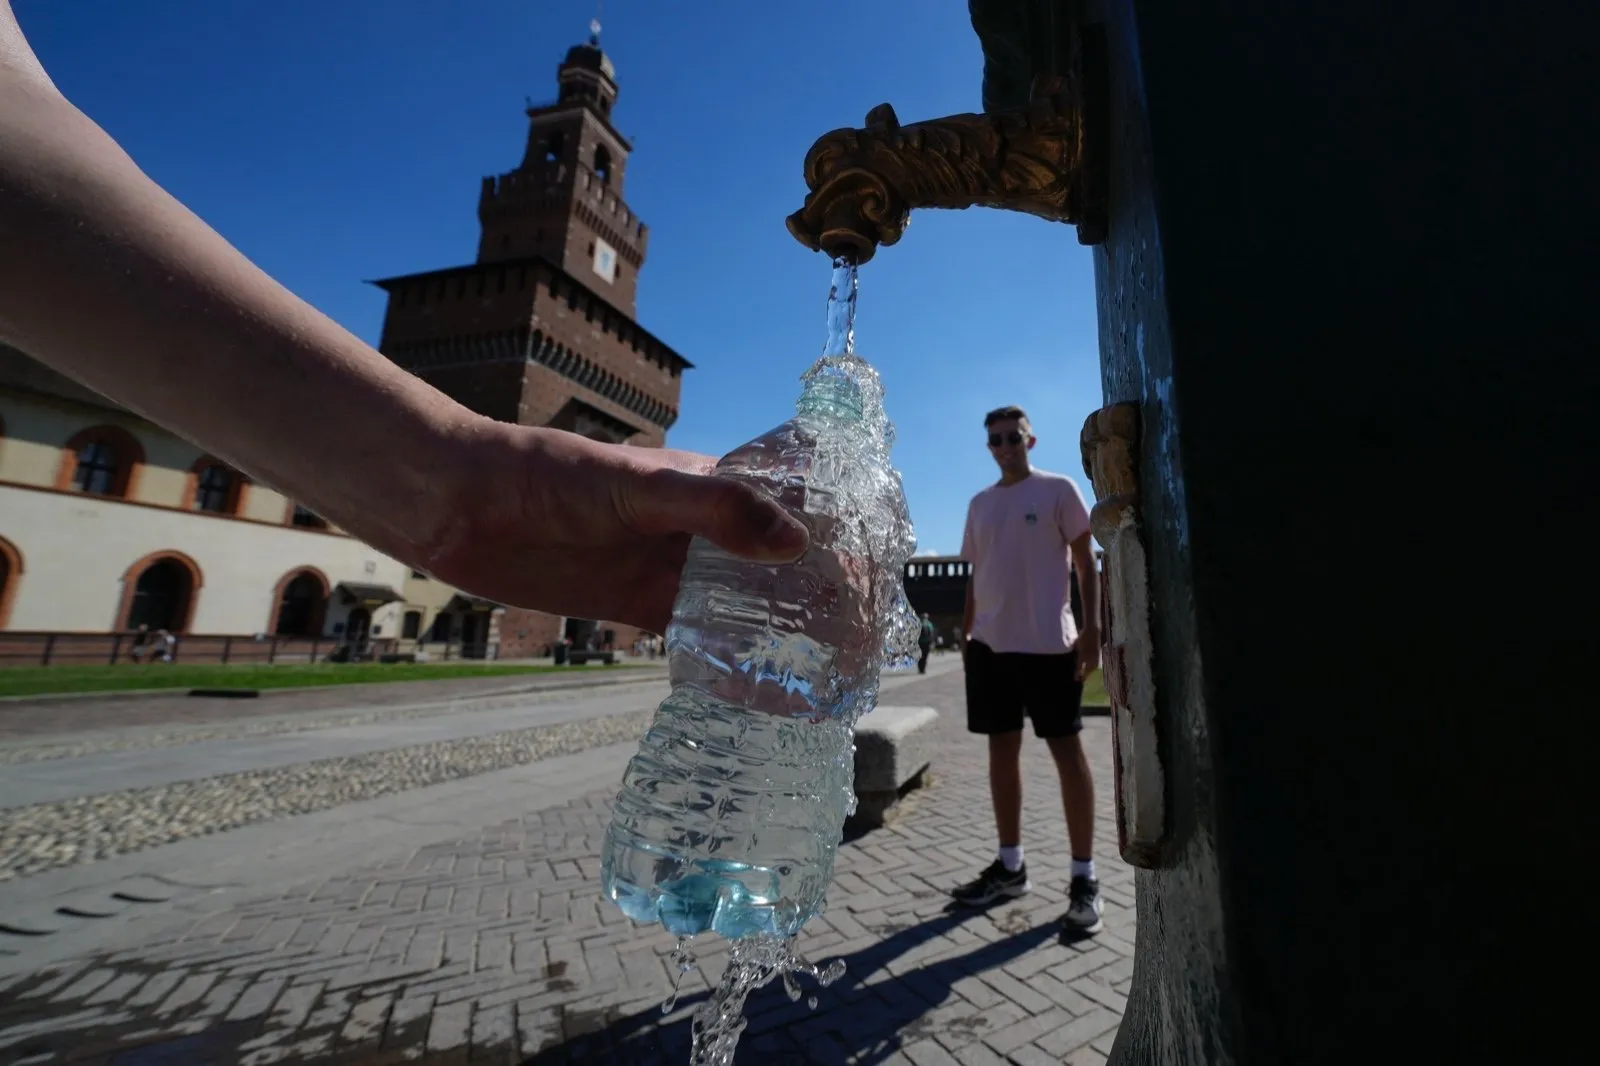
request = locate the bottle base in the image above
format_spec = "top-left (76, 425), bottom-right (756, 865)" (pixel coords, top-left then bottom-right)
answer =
top-left (606, 868), bottom-right (815, 940)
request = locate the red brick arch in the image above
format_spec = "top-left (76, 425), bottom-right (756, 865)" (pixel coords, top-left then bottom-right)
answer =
top-left (56, 423), bottom-right (146, 499)
top-left (267, 566), bottom-right (330, 636)
top-left (115, 550), bottom-right (203, 633)
top-left (0, 535), bottom-right (22, 631)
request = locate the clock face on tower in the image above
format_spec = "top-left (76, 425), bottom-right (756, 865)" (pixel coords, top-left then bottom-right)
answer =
top-left (592, 239), bottom-right (618, 284)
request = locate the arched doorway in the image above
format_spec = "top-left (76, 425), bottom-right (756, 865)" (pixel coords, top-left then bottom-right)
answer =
top-left (345, 607), bottom-right (372, 646)
top-left (0, 536), bottom-right (21, 631)
top-left (272, 571), bottom-right (327, 636)
top-left (123, 557), bottom-right (197, 632)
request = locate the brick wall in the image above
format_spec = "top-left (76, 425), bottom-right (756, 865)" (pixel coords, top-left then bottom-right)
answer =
top-left (495, 607), bottom-right (563, 659)
top-left (414, 361), bottom-right (526, 424)
top-left (493, 611), bottom-right (653, 659)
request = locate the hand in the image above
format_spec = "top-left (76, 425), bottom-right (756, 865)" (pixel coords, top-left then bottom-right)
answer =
top-left (1075, 626), bottom-right (1102, 682)
top-left (415, 420), bottom-right (810, 635)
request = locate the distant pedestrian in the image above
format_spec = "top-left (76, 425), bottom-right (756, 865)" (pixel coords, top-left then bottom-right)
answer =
top-left (127, 623), bottom-right (151, 664)
top-left (917, 612), bottom-right (935, 674)
top-left (952, 405), bottom-right (1104, 938)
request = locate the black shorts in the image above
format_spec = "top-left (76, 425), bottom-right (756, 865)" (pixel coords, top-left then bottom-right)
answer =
top-left (963, 639), bottom-right (1085, 738)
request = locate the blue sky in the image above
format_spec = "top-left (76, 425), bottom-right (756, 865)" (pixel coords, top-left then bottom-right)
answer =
top-left (16, 0), bottom-right (1102, 556)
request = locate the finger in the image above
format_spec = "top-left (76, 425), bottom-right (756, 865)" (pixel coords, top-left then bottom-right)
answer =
top-left (649, 448), bottom-right (720, 476)
top-left (628, 468), bottom-right (808, 562)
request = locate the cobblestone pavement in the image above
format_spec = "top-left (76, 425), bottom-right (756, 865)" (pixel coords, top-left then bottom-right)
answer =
top-left (0, 664), bottom-right (666, 744)
top-left (0, 676), bottom-right (672, 769)
top-left (0, 668), bottom-right (1132, 1065)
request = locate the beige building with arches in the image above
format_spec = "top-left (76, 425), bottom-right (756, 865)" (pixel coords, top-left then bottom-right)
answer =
top-left (0, 344), bottom-right (501, 663)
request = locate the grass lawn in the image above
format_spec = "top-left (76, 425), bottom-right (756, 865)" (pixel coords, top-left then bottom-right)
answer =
top-left (0, 661), bottom-right (632, 698)
top-left (0, 657), bottom-right (1109, 702)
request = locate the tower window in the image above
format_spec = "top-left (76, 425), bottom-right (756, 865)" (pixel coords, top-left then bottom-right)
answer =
top-left (543, 132), bottom-right (564, 163)
top-left (594, 146), bottom-right (612, 184)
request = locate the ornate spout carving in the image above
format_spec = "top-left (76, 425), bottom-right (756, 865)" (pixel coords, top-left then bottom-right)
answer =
top-left (787, 46), bottom-right (1106, 264)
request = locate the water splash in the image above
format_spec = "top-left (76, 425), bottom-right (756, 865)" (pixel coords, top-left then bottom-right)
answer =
top-left (662, 935), bottom-right (700, 1015)
top-left (610, 260), bottom-right (918, 1063)
top-left (688, 934), bottom-right (847, 1065)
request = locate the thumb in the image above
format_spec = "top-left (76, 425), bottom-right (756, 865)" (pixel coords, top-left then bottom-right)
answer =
top-left (631, 468), bottom-right (809, 562)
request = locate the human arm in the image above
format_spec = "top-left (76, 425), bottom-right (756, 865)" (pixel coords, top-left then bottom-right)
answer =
top-left (1057, 477), bottom-right (1100, 680)
top-left (961, 579), bottom-right (975, 653)
top-left (959, 504), bottom-right (977, 651)
top-left (1069, 531), bottom-right (1101, 681)
top-left (0, 4), bottom-right (805, 633)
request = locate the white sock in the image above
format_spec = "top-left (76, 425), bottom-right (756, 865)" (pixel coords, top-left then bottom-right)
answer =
top-left (998, 846), bottom-right (1024, 872)
top-left (1071, 858), bottom-right (1097, 881)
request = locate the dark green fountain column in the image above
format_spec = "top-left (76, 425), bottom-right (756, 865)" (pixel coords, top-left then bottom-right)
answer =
top-left (971, 1), bottom-right (1599, 1062)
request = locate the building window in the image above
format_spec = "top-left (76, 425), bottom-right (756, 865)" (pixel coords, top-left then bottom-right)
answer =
top-left (543, 133), bottom-right (564, 163)
top-left (402, 610), bottom-right (422, 640)
top-left (73, 439), bottom-right (118, 494)
top-left (192, 463), bottom-right (236, 513)
top-left (290, 505), bottom-right (328, 530)
top-left (58, 424), bottom-right (144, 499)
top-left (118, 552), bottom-right (201, 633)
top-left (272, 569), bottom-right (327, 636)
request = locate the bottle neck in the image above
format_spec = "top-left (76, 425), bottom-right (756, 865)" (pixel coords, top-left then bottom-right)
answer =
top-left (795, 377), bottom-right (866, 423)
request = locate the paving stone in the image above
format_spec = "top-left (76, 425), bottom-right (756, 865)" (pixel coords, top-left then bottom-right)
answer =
top-left (0, 667), bottom-right (1132, 1063)
top-left (1033, 1007), bottom-right (1124, 1058)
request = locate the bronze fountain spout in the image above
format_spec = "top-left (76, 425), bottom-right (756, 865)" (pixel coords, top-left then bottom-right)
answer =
top-left (786, 57), bottom-right (1107, 265)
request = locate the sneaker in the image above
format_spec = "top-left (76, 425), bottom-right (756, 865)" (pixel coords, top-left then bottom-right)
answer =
top-left (1063, 875), bottom-right (1104, 935)
top-left (953, 860), bottom-right (1031, 906)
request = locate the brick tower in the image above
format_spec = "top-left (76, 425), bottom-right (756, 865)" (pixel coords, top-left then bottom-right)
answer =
top-left (372, 24), bottom-right (691, 658)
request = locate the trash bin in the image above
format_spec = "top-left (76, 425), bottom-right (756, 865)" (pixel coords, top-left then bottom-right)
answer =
top-left (554, 643), bottom-right (568, 666)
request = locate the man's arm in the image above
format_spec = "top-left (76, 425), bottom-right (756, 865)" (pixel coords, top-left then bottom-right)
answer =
top-left (0, 6), bottom-right (471, 564)
top-left (961, 578), bottom-right (976, 649)
top-left (959, 503), bottom-right (978, 650)
top-left (0, 3), bottom-right (804, 632)
top-left (1070, 531), bottom-right (1102, 681)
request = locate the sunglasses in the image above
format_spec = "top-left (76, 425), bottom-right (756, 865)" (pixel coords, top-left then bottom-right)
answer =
top-left (987, 431), bottom-right (1025, 447)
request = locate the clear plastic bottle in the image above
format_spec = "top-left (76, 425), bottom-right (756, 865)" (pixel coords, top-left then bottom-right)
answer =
top-left (600, 277), bottom-right (918, 940)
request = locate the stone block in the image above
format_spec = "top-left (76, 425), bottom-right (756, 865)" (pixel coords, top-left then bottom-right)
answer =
top-left (851, 704), bottom-right (939, 828)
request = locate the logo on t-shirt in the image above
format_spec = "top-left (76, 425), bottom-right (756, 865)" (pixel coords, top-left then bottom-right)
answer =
top-left (1024, 507), bottom-right (1039, 525)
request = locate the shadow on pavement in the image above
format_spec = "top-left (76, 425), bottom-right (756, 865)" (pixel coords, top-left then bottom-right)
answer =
top-left (522, 902), bottom-right (1060, 1064)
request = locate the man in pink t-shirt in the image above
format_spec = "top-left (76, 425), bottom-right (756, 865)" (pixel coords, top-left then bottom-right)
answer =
top-left (952, 405), bottom-right (1104, 936)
